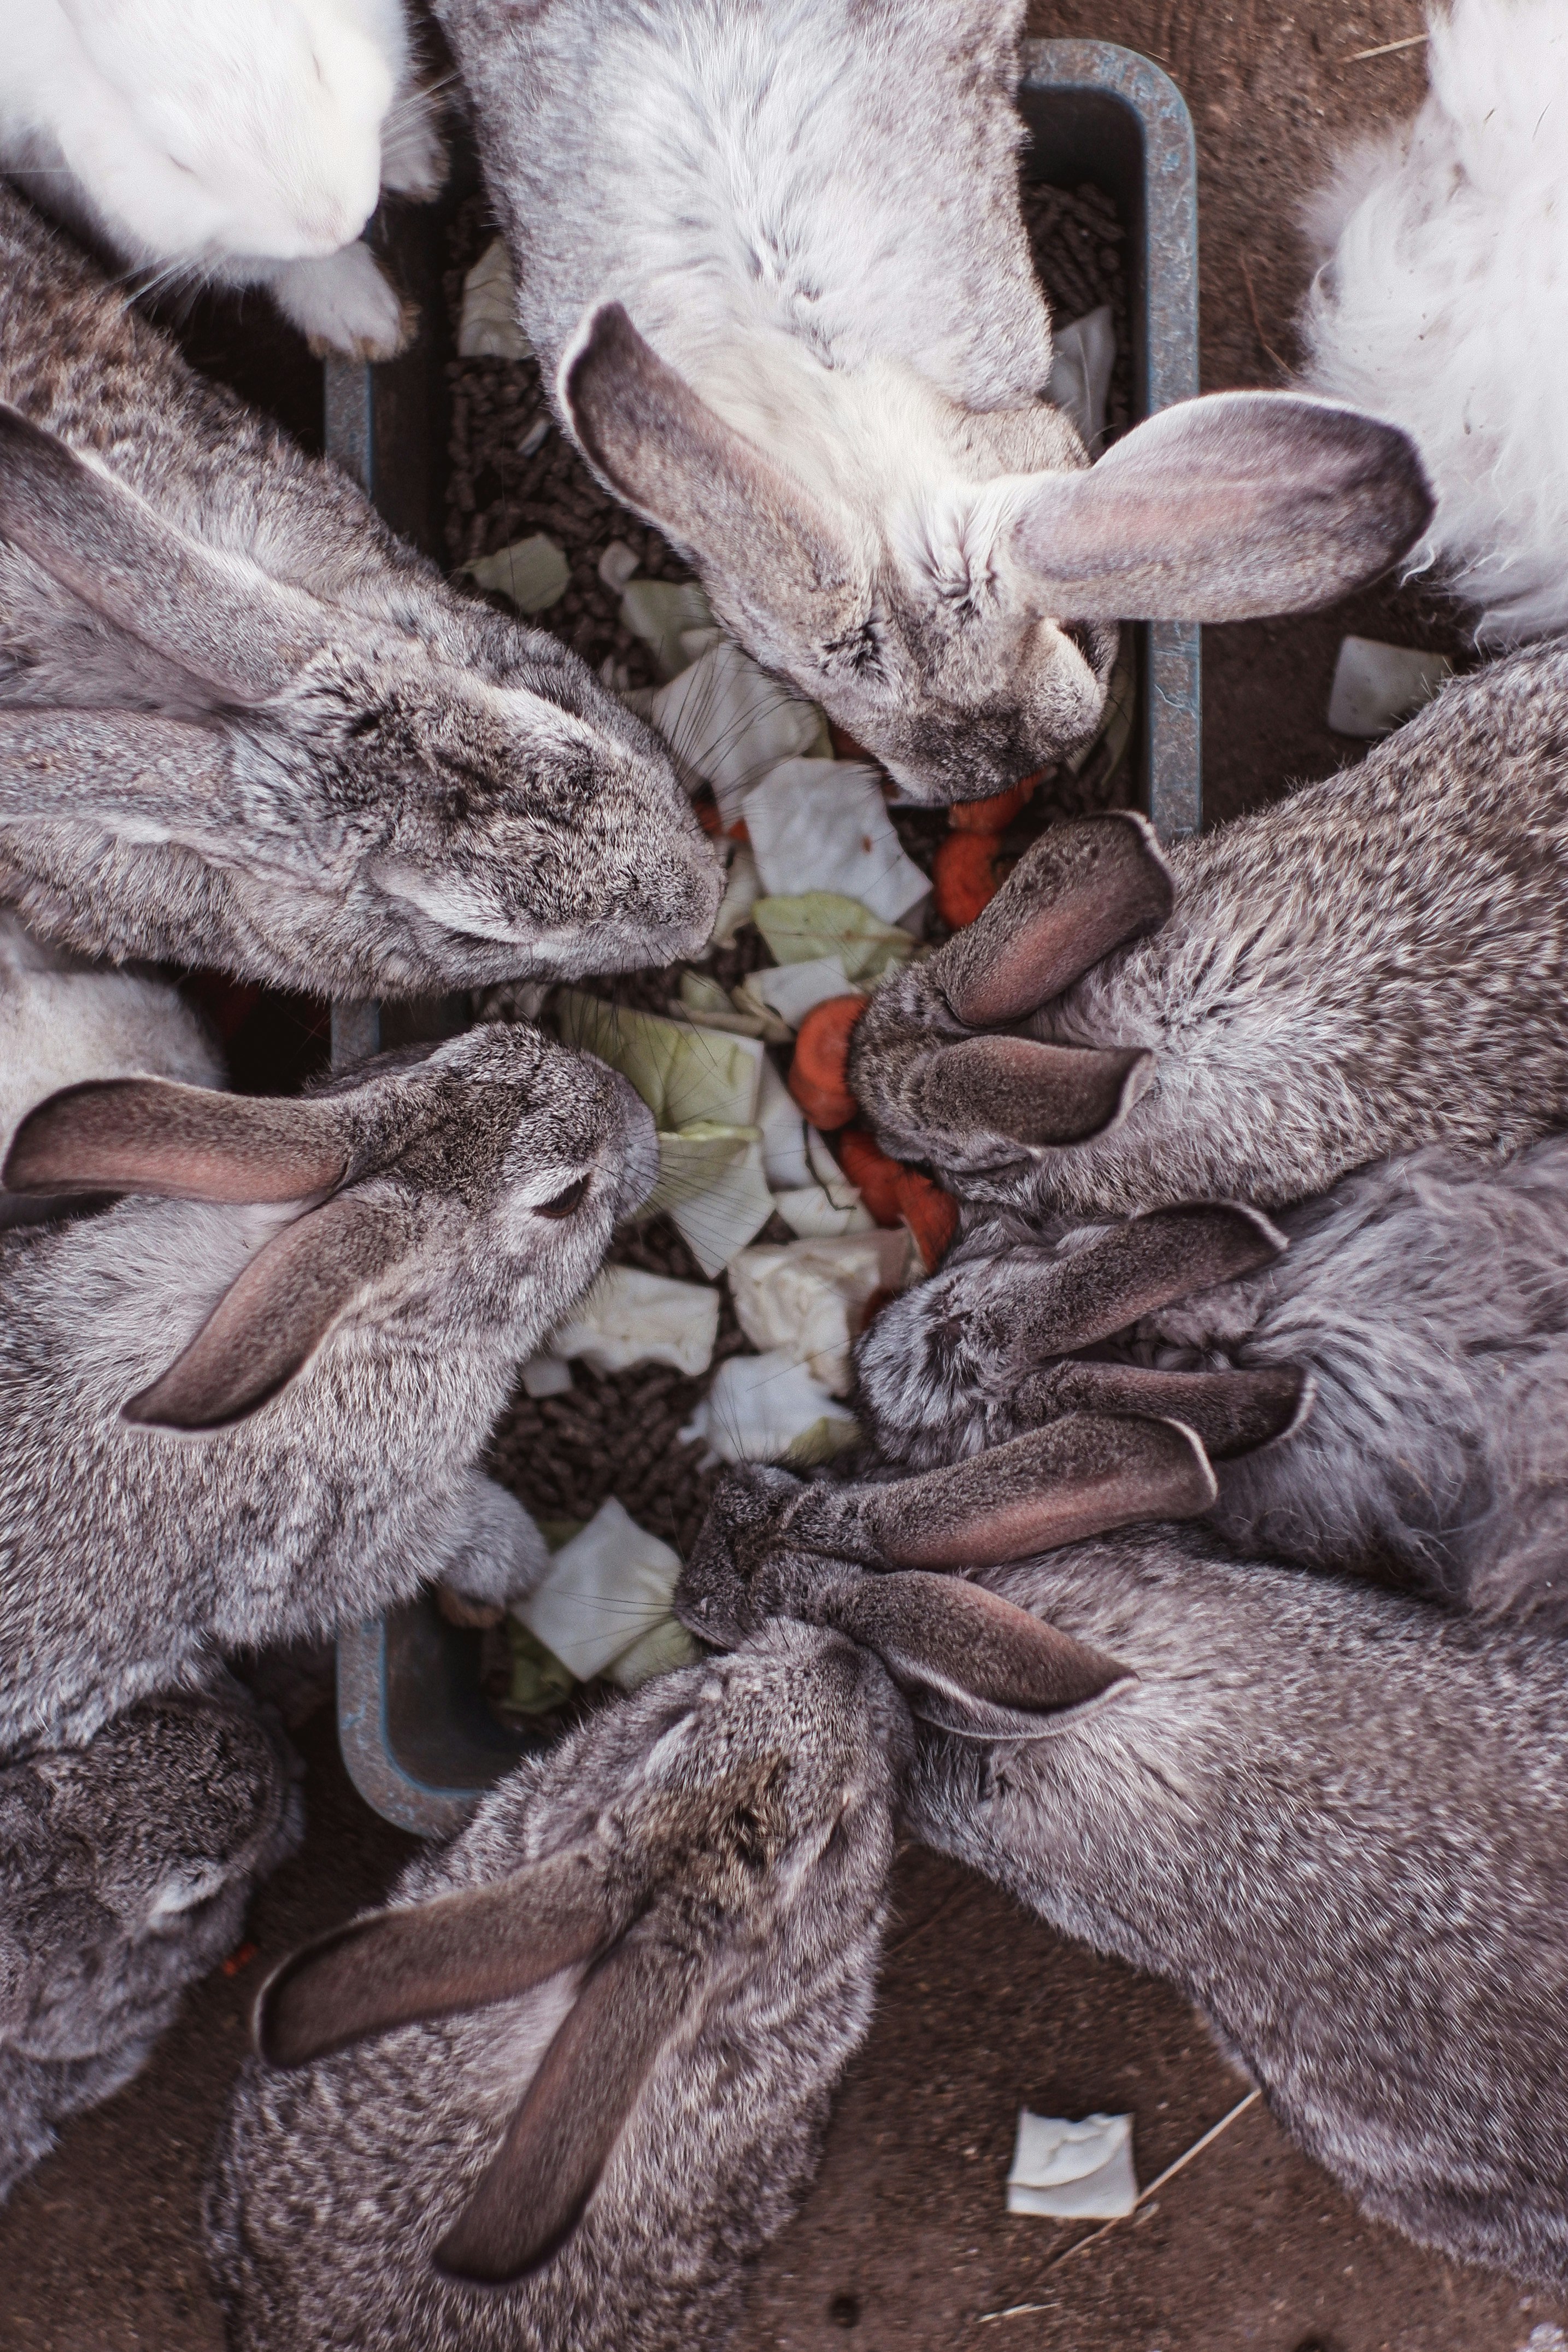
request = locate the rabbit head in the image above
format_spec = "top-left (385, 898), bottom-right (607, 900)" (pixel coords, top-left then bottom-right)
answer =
top-left (0, 405), bottom-right (722, 989)
top-left (675, 1446), bottom-right (1164, 1744)
top-left (2, 1022), bottom-right (656, 1434)
top-left (222, 1620), bottom-right (903, 2326)
top-left (44, 0), bottom-right (398, 271)
top-left (0, 1685), bottom-right (297, 2061)
top-left (563, 306), bottom-right (1434, 801)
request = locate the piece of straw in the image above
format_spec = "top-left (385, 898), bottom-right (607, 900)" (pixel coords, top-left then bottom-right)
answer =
top-left (976, 2087), bottom-right (1264, 2324)
top-left (1347, 32), bottom-right (1429, 61)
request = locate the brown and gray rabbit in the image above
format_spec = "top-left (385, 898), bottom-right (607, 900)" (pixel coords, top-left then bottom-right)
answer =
top-left (433, 0), bottom-right (1429, 801)
top-left (680, 1465), bottom-right (1568, 2291)
top-left (853, 649), bottom-right (1568, 1213)
top-left (0, 1023), bottom-right (654, 1759)
top-left (205, 1577), bottom-right (1117, 2349)
top-left (857, 1136), bottom-right (1568, 1628)
top-left (2, 1678), bottom-right (300, 2203)
top-left (0, 182), bottom-right (719, 996)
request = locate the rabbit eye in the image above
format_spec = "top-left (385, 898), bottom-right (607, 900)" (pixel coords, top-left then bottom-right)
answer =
top-left (535, 1176), bottom-right (589, 1219)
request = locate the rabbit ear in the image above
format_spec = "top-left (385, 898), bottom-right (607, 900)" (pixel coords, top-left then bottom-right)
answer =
top-left (0, 402), bottom-right (328, 702)
top-left (909, 1034), bottom-right (1154, 1149)
top-left (257, 1851), bottom-right (615, 2069)
top-left (1043, 1361), bottom-right (1312, 1462)
top-left (997, 1202), bottom-right (1289, 1358)
top-left (435, 1932), bottom-right (698, 2286)
top-left (121, 1193), bottom-right (403, 1429)
top-left (824, 1570), bottom-right (1133, 1734)
top-left (4, 1076), bottom-right (351, 1201)
top-left (860, 1416), bottom-right (1217, 1569)
top-left (561, 304), bottom-right (864, 637)
top-left (936, 813), bottom-right (1173, 1027)
top-left (1009, 391), bottom-right (1433, 621)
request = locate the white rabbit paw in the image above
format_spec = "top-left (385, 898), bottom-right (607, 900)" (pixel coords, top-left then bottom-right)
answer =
top-left (267, 244), bottom-right (414, 362)
top-left (436, 1479), bottom-right (550, 1627)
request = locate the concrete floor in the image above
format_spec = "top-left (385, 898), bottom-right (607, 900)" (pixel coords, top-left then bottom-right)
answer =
top-left (4, 3), bottom-right (1561, 2348)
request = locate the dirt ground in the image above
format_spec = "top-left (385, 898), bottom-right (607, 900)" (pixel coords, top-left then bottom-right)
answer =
top-left (3, 4), bottom-right (1559, 2350)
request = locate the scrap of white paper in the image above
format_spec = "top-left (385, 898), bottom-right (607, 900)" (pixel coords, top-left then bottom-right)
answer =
top-left (1048, 306), bottom-right (1116, 450)
top-left (1006, 2110), bottom-right (1138, 2220)
top-left (518, 1498), bottom-right (683, 1683)
top-left (456, 237), bottom-right (531, 359)
top-left (1328, 636), bottom-right (1453, 737)
top-left (549, 1264), bottom-right (719, 1377)
top-left (743, 760), bottom-right (930, 925)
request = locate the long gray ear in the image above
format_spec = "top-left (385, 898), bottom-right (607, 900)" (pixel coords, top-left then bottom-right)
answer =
top-left (4, 1076), bottom-right (350, 1202)
top-left (0, 402), bottom-right (327, 701)
top-left (257, 1850), bottom-right (615, 2069)
top-left (935, 812), bottom-right (1173, 1028)
top-left (121, 1193), bottom-right (402, 1429)
top-left (824, 1570), bottom-right (1133, 1739)
top-left (1009, 391), bottom-right (1434, 621)
top-left (434, 1933), bottom-right (697, 2285)
top-left (560, 303), bottom-right (864, 634)
top-left (860, 1415), bottom-right (1217, 1568)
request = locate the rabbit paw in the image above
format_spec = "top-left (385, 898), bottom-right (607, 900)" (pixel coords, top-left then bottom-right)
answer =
top-left (850, 812), bottom-right (1172, 1205)
top-left (266, 244), bottom-right (414, 362)
top-left (380, 94), bottom-right (449, 201)
top-left (437, 1477), bottom-right (550, 1625)
top-left (856, 1203), bottom-right (1307, 1472)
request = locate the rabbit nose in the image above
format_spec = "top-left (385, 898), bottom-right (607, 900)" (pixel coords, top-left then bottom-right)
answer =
top-left (612, 1082), bottom-right (660, 1216)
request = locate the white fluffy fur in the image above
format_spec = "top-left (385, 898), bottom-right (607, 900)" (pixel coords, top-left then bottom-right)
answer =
top-left (1300, 0), bottom-right (1568, 641)
top-left (0, 911), bottom-right (222, 1226)
top-left (0, 0), bottom-right (444, 357)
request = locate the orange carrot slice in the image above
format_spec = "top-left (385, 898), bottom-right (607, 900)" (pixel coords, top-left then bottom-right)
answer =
top-left (934, 832), bottom-right (1003, 927)
top-left (788, 994), bottom-right (867, 1129)
top-left (837, 1127), bottom-right (905, 1226)
top-left (895, 1167), bottom-right (960, 1269)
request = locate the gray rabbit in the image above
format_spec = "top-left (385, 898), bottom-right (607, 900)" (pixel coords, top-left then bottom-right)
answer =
top-left (0, 183), bottom-right (720, 996)
top-left (206, 1576), bottom-right (1109, 2349)
top-left (2, 1679), bottom-right (300, 2202)
top-left (432, 0), bottom-right (1428, 802)
top-left (858, 1136), bottom-right (1568, 1627)
top-left (853, 650), bottom-right (1568, 1211)
top-left (207, 1622), bottom-right (902, 2352)
top-left (680, 1465), bottom-right (1568, 2291)
top-left (0, 1022), bottom-right (654, 1759)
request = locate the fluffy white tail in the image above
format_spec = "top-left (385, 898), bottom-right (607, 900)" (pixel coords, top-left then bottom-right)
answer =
top-left (1299, 0), bottom-right (1568, 642)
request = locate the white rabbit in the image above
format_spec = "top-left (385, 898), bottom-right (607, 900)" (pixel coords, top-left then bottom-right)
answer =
top-left (1300, 0), bottom-right (1568, 641)
top-left (0, 909), bottom-right (222, 1227)
top-left (0, 0), bottom-right (446, 359)
top-left (433, 0), bottom-right (1430, 802)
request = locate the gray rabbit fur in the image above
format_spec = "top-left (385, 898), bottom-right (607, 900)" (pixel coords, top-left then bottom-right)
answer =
top-left (433, 0), bottom-right (1428, 802)
top-left (680, 1473), bottom-right (1568, 2290)
top-left (204, 1621), bottom-right (909, 2352)
top-left (0, 181), bottom-right (719, 996)
top-left (858, 1137), bottom-right (1568, 1628)
top-left (854, 652), bottom-right (1568, 1211)
top-left (2, 1678), bottom-right (300, 2202)
top-left (0, 1023), bottom-right (655, 1759)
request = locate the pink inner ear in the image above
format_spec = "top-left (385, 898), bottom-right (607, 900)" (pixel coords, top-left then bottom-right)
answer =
top-left (2, 1078), bottom-right (346, 1201)
top-left (867, 1417), bottom-right (1218, 1569)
